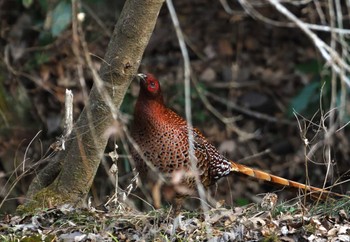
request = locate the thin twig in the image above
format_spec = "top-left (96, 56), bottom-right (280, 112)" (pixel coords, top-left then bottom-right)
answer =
top-left (237, 0), bottom-right (350, 35)
top-left (166, 0), bottom-right (210, 217)
top-left (192, 76), bottom-right (257, 141)
top-left (81, 2), bottom-right (112, 37)
top-left (205, 90), bottom-right (294, 126)
top-left (266, 0), bottom-right (350, 87)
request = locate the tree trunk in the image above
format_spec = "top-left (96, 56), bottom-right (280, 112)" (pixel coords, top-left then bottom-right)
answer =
top-left (19, 0), bottom-right (164, 213)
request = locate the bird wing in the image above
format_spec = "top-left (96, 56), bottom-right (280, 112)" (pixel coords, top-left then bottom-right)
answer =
top-left (178, 126), bottom-right (231, 185)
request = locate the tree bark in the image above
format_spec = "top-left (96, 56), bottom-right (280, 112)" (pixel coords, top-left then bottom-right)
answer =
top-left (20, 0), bottom-right (164, 212)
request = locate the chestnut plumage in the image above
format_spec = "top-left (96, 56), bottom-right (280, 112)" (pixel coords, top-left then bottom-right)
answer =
top-left (130, 73), bottom-right (341, 205)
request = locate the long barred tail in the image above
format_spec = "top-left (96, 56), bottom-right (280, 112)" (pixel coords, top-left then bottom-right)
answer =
top-left (230, 160), bottom-right (347, 199)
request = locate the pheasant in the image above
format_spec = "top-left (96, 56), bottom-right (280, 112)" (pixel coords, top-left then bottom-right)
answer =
top-left (130, 73), bottom-right (342, 208)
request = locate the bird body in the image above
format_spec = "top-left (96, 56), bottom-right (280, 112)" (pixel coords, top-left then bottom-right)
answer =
top-left (130, 73), bottom-right (341, 206)
top-left (131, 74), bottom-right (232, 188)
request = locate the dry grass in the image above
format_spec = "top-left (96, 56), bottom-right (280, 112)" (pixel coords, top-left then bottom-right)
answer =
top-left (1, 195), bottom-right (349, 241)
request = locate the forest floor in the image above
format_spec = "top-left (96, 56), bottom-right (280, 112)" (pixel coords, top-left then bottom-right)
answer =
top-left (2, 197), bottom-right (350, 241)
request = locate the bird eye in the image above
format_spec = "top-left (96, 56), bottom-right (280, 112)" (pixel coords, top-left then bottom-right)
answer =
top-left (146, 77), bottom-right (159, 93)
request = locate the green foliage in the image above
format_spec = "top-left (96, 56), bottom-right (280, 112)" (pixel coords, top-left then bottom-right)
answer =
top-left (22, 0), bottom-right (33, 8)
top-left (107, 232), bottom-right (120, 242)
top-left (17, 234), bottom-right (56, 242)
top-left (289, 59), bottom-right (350, 124)
top-left (235, 197), bottom-right (249, 206)
top-left (272, 203), bottom-right (298, 217)
top-left (120, 91), bottom-right (135, 114)
top-left (288, 60), bottom-right (332, 118)
top-left (304, 222), bottom-right (317, 234)
top-left (24, 52), bottom-right (50, 70)
top-left (38, 31), bottom-right (55, 46)
top-left (19, 0), bottom-right (72, 43)
top-left (261, 233), bottom-right (279, 242)
top-left (0, 81), bottom-right (34, 131)
top-left (288, 81), bottom-right (320, 117)
top-left (310, 198), bottom-right (350, 216)
top-left (38, 0), bottom-right (49, 12)
top-left (295, 59), bottom-right (321, 74)
top-left (51, 1), bottom-right (72, 37)
top-left (34, 52), bottom-right (50, 66)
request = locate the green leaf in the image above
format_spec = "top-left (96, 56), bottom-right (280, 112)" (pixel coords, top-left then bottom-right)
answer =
top-left (336, 88), bottom-right (350, 124)
top-left (38, 31), bottom-right (55, 46)
top-left (296, 60), bottom-right (322, 74)
top-left (22, 0), bottom-right (33, 8)
top-left (51, 1), bottom-right (72, 37)
top-left (38, 0), bottom-right (49, 12)
top-left (34, 52), bottom-right (50, 66)
top-left (288, 82), bottom-right (320, 117)
top-left (235, 198), bottom-right (249, 206)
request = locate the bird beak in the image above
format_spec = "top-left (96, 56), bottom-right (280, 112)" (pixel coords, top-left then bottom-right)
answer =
top-left (137, 73), bottom-right (147, 81)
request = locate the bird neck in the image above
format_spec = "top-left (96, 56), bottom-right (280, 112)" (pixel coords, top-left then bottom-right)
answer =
top-left (134, 93), bottom-right (166, 125)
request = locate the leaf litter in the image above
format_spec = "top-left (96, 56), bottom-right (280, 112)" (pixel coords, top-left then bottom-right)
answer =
top-left (1, 195), bottom-right (349, 241)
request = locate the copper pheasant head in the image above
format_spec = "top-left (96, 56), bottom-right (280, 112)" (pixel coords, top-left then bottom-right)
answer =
top-left (134, 73), bottom-right (166, 123)
top-left (137, 73), bottom-right (164, 104)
